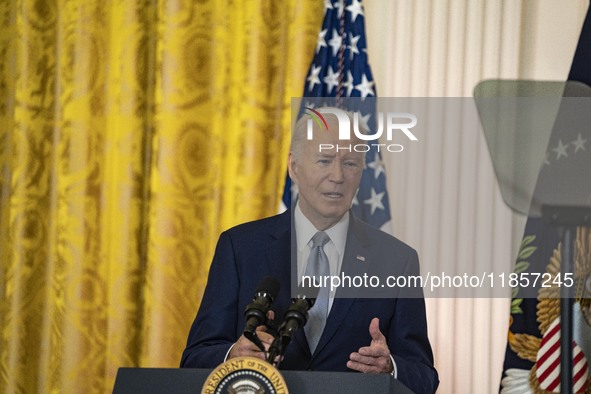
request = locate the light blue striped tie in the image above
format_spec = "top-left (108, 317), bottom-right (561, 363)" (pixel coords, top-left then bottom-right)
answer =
top-left (304, 231), bottom-right (330, 353)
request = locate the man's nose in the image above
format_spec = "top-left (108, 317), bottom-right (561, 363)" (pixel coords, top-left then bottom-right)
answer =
top-left (328, 161), bottom-right (345, 183)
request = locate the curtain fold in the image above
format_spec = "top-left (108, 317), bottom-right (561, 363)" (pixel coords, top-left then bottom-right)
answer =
top-left (0, 1), bottom-right (322, 392)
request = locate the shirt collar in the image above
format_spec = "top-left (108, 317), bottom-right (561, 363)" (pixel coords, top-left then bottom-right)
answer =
top-left (294, 203), bottom-right (349, 254)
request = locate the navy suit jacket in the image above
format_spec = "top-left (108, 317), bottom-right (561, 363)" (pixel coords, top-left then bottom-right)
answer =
top-left (180, 210), bottom-right (439, 393)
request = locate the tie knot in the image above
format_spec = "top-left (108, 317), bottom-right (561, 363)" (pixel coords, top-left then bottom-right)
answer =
top-left (311, 231), bottom-right (330, 248)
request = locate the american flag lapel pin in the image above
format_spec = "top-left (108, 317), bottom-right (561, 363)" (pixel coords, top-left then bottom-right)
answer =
top-left (356, 255), bottom-right (366, 262)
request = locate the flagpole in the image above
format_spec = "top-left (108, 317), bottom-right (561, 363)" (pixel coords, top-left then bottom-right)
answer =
top-left (559, 226), bottom-right (574, 394)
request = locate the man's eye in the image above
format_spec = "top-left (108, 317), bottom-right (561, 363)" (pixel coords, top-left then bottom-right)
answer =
top-left (318, 159), bottom-right (331, 165)
top-left (344, 161), bottom-right (360, 168)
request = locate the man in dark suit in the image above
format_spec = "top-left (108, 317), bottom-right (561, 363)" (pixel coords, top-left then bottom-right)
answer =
top-left (181, 110), bottom-right (438, 393)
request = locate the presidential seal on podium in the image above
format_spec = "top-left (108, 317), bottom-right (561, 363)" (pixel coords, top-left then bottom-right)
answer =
top-left (201, 356), bottom-right (288, 394)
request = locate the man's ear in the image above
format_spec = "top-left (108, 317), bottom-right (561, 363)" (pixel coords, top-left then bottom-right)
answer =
top-left (287, 152), bottom-right (298, 182)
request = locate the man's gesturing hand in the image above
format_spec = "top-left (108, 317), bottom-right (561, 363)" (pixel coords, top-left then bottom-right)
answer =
top-left (228, 326), bottom-right (275, 361)
top-left (228, 311), bottom-right (275, 361)
top-left (347, 318), bottom-right (394, 374)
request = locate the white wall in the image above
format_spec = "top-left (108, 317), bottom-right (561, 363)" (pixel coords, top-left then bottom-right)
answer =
top-left (364, 1), bottom-right (587, 392)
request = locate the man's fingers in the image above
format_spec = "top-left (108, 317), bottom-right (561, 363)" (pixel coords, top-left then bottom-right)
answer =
top-left (229, 335), bottom-right (266, 360)
top-left (369, 317), bottom-right (386, 343)
top-left (349, 351), bottom-right (376, 365)
top-left (348, 351), bottom-right (392, 374)
top-left (257, 331), bottom-right (276, 349)
top-left (357, 345), bottom-right (390, 358)
top-left (257, 330), bottom-right (275, 340)
top-left (346, 360), bottom-right (384, 374)
top-left (255, 323), bottom-right (274, 347)
top-left (230, 317), bottom-right (280, 360)
top-left (349, 319), bottom-right (394, 375)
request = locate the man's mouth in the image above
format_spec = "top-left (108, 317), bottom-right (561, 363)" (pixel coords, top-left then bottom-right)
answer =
top-left (322, 192), bottom-right (344, 199)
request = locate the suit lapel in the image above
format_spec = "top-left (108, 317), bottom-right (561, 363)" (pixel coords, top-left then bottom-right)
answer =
top-left (266, 210), bottom-right (292, 308)
top-left (265, 210), bottom-right (312, 358)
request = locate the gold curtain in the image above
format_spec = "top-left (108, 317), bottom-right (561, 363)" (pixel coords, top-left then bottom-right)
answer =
top-left (0, 0), bottom-right (322, 392)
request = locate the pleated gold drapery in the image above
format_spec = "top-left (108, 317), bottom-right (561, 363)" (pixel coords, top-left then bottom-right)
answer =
top-left (0, 1), bottom-right (322, 392)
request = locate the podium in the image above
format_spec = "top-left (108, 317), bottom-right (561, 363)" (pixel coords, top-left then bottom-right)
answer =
top-left (112, 368), bottom-right (414, 394)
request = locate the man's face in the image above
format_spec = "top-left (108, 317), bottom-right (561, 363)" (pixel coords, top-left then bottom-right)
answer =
top-left (289, 117), bottom-right (364, 230)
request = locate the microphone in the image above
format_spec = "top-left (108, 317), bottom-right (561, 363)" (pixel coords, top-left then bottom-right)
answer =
top-left (267, 287), bottom-right (318, 365)
top-left (243, 277), bottom-right (280, 351)
top-left (280, 294), bottom-right (316, 341)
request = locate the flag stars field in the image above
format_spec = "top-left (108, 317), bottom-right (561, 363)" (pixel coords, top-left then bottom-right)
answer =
top-left (572, 133), bottom-right (587, 152)
top-left (346, 0), bottom-right (364, 22)
top-left (344, 71), bottom-right (355, 96)
top-left (293, 0), bottom-right (392, 231)
top-left (329, 29), bottom-right (343, 56)
top-left (364, 188), bottom-right (385, 215)
top-left (348, 33), bottom-right (361, 60)
top-left (316, 29), bottom-right (328, 53)
top-left (367, 155), bottom-right (385, 180)
top-left (355, 74), bottom-right (375, 98)
top-left (323, 66), bottom-right (340, 94)
top-left (552, 139), bottom-right (569, 160)
top-left (307, 65), bottom-right (322, 91)
top-left (545, 134), bottom-right (588, 166)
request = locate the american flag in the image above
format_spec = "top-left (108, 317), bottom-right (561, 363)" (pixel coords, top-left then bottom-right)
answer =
top-left (283, 0), bottom-right (392, 232)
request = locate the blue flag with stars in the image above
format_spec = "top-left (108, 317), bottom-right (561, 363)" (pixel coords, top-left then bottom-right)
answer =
top-left (283, 0), bottom-right (392, 232)
top-left (500, 2), bottom-right (591, 392)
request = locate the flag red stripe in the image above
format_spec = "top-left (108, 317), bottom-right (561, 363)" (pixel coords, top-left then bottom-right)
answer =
top-left (573, 362), bottom-right (588, 383)
top-left (545, 322), bottom-right (561, 339)
top-left (546, 374), bottom-right (561, 392)
top-left (573, 348), bottom-right (584, 366)
top-left (538, 355), bottom-right (561, 382)
top-left (537, 339), bottom-right (561, 369)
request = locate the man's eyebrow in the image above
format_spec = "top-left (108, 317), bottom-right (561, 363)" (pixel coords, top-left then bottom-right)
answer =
top-left (341, 152), bottom-right (363, 158)
top-left (316, 152), bottom-right (336, 158)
